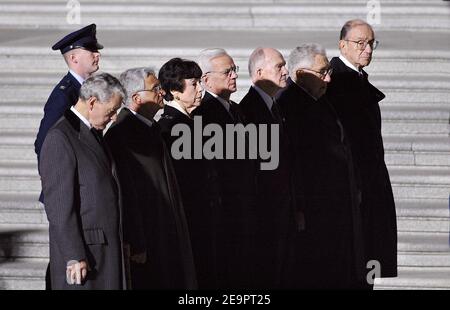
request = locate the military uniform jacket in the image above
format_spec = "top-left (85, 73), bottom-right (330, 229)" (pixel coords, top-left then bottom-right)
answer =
top-left (35, 72), bottom-right (81, 159)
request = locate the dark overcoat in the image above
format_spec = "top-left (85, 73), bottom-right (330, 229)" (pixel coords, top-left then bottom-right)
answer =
top-left (192, 92), bottom-right (257, 288)
top-left (277, 78), bottom-right (365, 289)
top-left (104, 108), bottom-right (197, 289)
top-left (239, 86), bottom-right (296, 288)
top-left (158, 105), bottom-right (221, 289)
top-left (327, 57), bottom-right (397, 277)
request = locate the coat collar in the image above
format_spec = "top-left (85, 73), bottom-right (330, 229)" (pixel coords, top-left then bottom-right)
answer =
top-left (64, 108), bottom-right (111, 169)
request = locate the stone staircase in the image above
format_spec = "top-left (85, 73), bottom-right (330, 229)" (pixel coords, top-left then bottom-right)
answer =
top-left (0, 0), bottom-right (449, 290)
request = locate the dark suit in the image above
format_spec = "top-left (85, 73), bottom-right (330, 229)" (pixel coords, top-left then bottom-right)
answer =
top-left (239, 86), bottom-right (296, 288)
top-left (104, 108), bottom-right (197, 289)
top-left (39, 109), bottom-right (125, 290)
top-left (327, 57), bottom-right (398, 278)
top-left (277, 78), bottom-right (365, 289)
top-left (158, 105), bottom-right (220, 289)
top-left (192, 92), bottom-right (257, 288)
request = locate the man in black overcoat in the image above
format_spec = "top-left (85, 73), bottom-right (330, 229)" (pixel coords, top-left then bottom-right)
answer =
top-left (104, 67), bottom-right (197, 289)
top-left (239, 47), bottom-right (297, 288)
top-left (193, 48), bottom-right (257, 288)
top-left (277, 44), bottom-right (365, 289)
top-left (327, 19), bottom-right (397, 280)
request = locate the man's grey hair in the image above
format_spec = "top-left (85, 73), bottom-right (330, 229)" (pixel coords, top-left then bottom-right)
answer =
top-left (198, 48), bottom-right (229, 74)
top-left (119, 67), bottom-right (156, 106)
top-left (248, 47), bottom-right (266, 79)
top-left (340, 19), bottom-right (373, 40)
top-left (79, 72), bottom-right (126, 104)
top-left (288, 43), bottom-right (327, 80)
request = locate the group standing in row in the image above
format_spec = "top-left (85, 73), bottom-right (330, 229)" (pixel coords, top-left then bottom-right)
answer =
top-left (36, 19), bottom-right (397, 290)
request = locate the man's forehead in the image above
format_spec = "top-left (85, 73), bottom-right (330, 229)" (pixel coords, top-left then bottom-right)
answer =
top-left (211, 54), bottom-right (234, 67)
top-left (314, 54), bottom-right (329, 68)
top-left (348, 25), bottom-right (374, 39)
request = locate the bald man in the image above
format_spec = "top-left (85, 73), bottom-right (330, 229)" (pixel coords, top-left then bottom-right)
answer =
top-left (239, 47), bottom-right (296, 288)
top-left (327, 20), bottom-right (398, 286)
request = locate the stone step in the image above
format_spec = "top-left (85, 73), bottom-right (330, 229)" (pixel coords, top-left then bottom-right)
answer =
top-left (0, 258), bottom-right (47, 290)
top-left (0, 2), bottom-right (448, 31)
top-left (0, 224), bottom-right (48, 259)
top-left (385, 151), bottom-right (450, 167)
top-left (398, 231), bottom-right (450, 253)
top-left (374, 266), bottom-right (450, 289)
top-left (381, 122), bottom-right (449, 136)
top-left (389, 166), bottom-right (450, 200)
top-left (396, 199), bottom-right (449, 218)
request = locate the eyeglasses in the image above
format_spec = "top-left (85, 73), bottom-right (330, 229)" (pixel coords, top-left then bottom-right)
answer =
top-left (135, 84), bottom-right (163, 94)
top-left (298, 67), bottom-right (333, 80)
top-left (345, 39), bottom-right (379, 50)
top-left (205, 66), bottom-right (239, 77)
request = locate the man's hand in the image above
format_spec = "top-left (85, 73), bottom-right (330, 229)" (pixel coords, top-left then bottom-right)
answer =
top-left (131, 251), bottom-right (147, 264)
top-left (66, 260), bottom-right (89, 285)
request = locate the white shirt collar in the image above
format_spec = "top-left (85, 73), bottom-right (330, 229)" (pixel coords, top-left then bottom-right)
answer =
top-left (128, 107), bottom-right (155, 128)
top-left (207, 90), bottom-right (231, 112)
top-left (339, 54), bottom-right (360, 73)
top-left (252, 84), bottom-right (275, 112)
top-left (69, 69), bottom-right (85, 85)
top-left (70, 105), bottom-right (91, 129)
top-left (166, 101), bottom-right (190, 118)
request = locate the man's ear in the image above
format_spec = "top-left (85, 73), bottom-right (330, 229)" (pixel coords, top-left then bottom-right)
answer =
top-left (339, 40), bottom-right (346, 50)
top-left (295, 69), bottom-right (303, 81)
top-left (171, 90), bottom-right (180, 101)
top-left (87, 96), bottom-right (97, 111)
top-left (256, 68), bottom-right (263, 79)
top-left (132, 93), bottom-right (141, 105)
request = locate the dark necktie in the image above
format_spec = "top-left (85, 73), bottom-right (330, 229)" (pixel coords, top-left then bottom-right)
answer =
top-left (271, 99), bottom-right (283, 125)
top-left (229, 102), bottom-right (242, 123)
top-left (91, 128), bottom-right (110, 163)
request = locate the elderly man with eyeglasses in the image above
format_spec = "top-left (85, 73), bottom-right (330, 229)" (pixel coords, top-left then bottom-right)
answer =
top-left (193, 48), bottom-right (257, 289)
top-left (326, 19), bottom-right (398, 289)
top-left (276, 43), bottom-right (365, 289)
top-left (104, 67), bottom-right (197, 289)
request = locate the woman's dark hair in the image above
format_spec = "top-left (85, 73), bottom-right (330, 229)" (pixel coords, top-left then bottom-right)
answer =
top-left (158, 58), bottom-right (202, 101)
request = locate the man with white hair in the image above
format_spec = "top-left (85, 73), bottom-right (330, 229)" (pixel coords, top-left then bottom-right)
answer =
top-left (104, 67), bottom-right (197, 289)
top-left (327, 19), bottom-right (397, 284)
top-left (40, 73), bottom-right (126, 289)
top-left (277, 43), bottom-right (365, 289)
top-left (193, 48), bottom-right (257, 288)
top-left (239, 47), bottom-right (296, 288)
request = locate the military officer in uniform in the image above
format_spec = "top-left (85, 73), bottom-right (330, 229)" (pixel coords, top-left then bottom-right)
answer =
top-left (35, 23), bottom-right (103, 162)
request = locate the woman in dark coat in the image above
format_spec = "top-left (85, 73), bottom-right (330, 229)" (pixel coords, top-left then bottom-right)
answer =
top-left (157, 58), bottom-right (221, 289)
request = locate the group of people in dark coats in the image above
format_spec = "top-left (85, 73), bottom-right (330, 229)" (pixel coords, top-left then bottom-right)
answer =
top-left (36, 19), bottom-right (397, 290)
